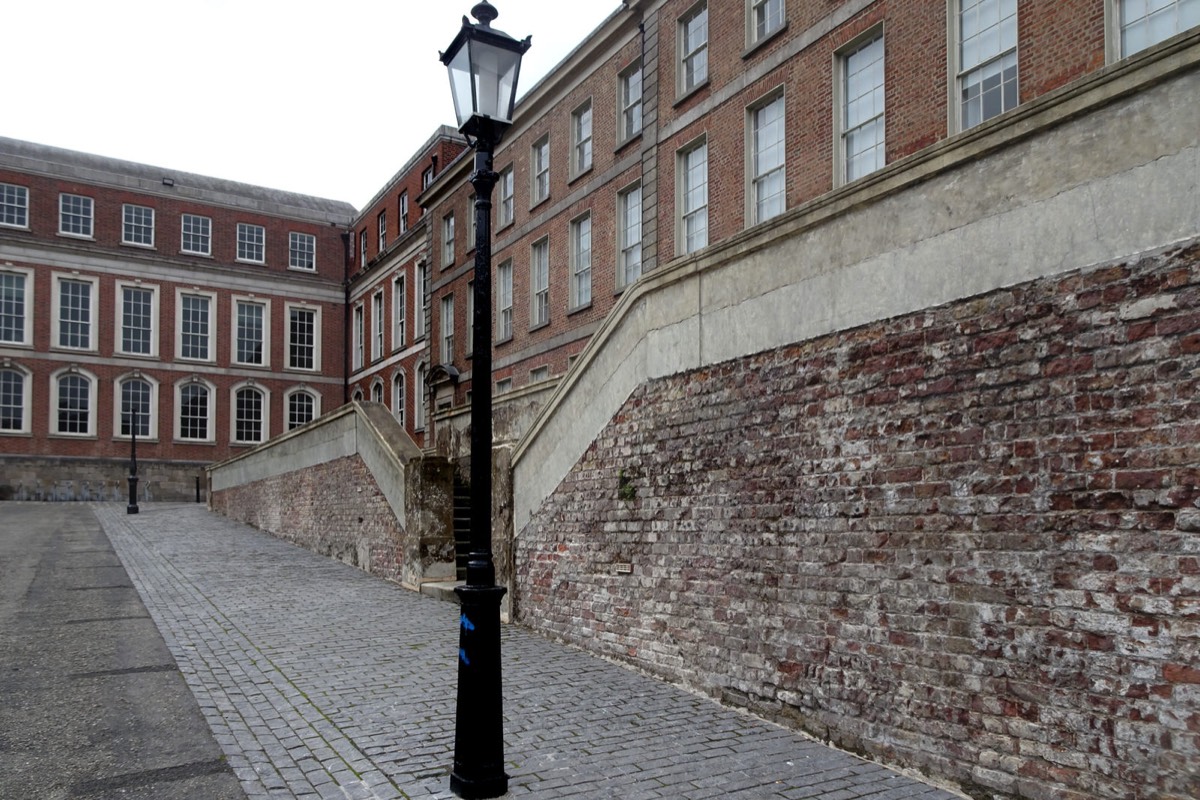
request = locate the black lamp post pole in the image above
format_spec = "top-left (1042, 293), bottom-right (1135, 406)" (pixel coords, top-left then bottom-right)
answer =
top-left (451, 122), bottom-right (507, 800)
top-left (127, 409), bottom-right (140, 515)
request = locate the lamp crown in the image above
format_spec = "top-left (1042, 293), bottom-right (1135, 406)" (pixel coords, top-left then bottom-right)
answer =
top-left (471, 1), bottom-right (499, 26)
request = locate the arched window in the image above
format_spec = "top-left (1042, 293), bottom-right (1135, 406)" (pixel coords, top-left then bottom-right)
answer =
top-left (118, 377), bottom-right (153, 438)
top-left (177, 379), bottom-right (214, 442)
top-left (392, 371), bottom-right (405, 426)
top-left (233, 385), bottom-right (266, 444)
top-left (0, 366), bottom-right (30, 434)
top-left (53, 368), bottom-right (95, 436)
top-left (371, 380), bottom-right (384, 404)
top-left (287, 389), bottom-right (316, 431)
top-left (352, 387), bottom-right (364, 402)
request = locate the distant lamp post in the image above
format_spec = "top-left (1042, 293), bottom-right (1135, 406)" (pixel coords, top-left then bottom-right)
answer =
top-left (127, 408), bottom-right (140, 515)
top-left (439, 3), bottom-right (529, 798)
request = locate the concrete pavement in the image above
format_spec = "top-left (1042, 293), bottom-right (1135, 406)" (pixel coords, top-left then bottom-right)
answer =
top-left (0, 504), bottom-right (243, 800)
top-left (39, 503), bottom-right (960, 800)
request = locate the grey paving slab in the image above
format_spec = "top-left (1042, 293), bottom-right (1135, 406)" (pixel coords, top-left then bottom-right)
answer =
top-left (92, 503), bottom-right (963, 800)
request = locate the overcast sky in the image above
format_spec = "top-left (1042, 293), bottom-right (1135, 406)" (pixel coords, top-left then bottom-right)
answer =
top-left (6, 0), bottom-right (620, 210)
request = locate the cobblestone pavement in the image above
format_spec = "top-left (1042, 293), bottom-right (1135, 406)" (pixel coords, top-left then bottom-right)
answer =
top-left (92, 503), bottom-right (962, 800)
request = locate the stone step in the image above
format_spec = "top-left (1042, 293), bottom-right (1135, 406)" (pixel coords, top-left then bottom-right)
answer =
top-left (419, 580), bottom-right (463, 604)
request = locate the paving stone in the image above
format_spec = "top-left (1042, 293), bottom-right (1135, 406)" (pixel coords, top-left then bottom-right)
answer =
top-left (94, 503), bottom-right (962, 800)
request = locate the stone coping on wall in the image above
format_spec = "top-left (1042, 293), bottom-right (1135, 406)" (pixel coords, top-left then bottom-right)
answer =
top-left (511, 30), bottom-right (1200, 537)
top-left (208, 401), bottom-right (421, 524)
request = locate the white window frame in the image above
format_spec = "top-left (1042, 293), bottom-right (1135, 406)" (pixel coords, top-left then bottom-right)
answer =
top-left (176, 289), bottom-right (216, 363)
top-left (231, 381), bottom-right (270, 445)
top-left (531, 135), bottom-right (550, 205)
top-left (231, 296), bottom-right (270, 368)
top-left (286, 303), bottom-right (321, 372)
top-left (113, 373), bottom-right (159, 441)
top-left (950, 0), bottom-right (1019, 132)
top-left (617, 182), bottom-right (643, 290)
top-left (372, 291), bottom-right (385, 361)
top-left (53, 273), bottom-right (99, 352)
top-left (497, 259), bottom-right (513, 342)
top-left (115, 281), bottom-right (160, 358)
top-left (441, 294), bottom-right (455, 364)
top-left (0, 266), bottom-right (34, 346)
top-left (175, 377), bottom-right (216, 443)
top-left (530, 237), bottom-right (550, 328)
top-left (59, 193), bottom-right (94, 238)
top-left (530, 366), bottom-right (551, 382)
top-left (498, 166), bottom-right (515, 227)
top-left (618, 60), bottom-right (643, 144)
top-left (836, 30), bottom-right (886, 186)
top-left (0, 183), bottom-right (29, 229)
top-left (1112, 0), bottom-right (1200, 59)
top-left (570, 213), bottom-right (592, 310)
top-left (677, 137), bottom-right (709, 255)
top-left (378, 211), bottom-right (388, 252)
top-left (415, 263), bottom-right (429, 340)
top-left (285, 387), bottom-right (320, 431)
top-left (237, 222), bottom-right (266, 264)
top-left (392, 371), bottom-right (406, 426)
top-left (353, 303), bottom-right (365, 371)
top-left (571, 100), bottom-right (594, 177)
top-left (50, 367), bottom-right (97, 438)
top-left (748, 0), bottom-right (785, 47)
top-left (289, 232), bottom-right (317, 271)
top-left (392, 275), bottom-right (407, 349)
top-left (0, 363), bottom-right (32, 435)
top-left (360, 230), bottom-right (368, 268)
top-left (747, 90), bottom-right (786, 225)
top-left (370, 379), bottom-right (384, 405)
top-left (495, 377), bottom-right (513, 395)
top-left (414, 363), bottom-right (428, 431)
top-left (399, 192), bottom-right (410, 234)
top-left (122, 204), bottom-right (155, 247)
top-left (679, 2), bottom-right (709, 97)
top-left (181, 213), bottom-right (212, 256)
top-left (443, 213), bottom-right (456, 267)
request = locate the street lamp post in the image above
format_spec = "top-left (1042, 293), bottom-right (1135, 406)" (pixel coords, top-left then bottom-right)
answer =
top-left (439, 4), bottom-right (530, 798)
top-left (127, 408), bottom-right (140, 515)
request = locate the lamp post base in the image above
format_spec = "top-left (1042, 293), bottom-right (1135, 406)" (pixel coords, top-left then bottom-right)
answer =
top-left (450, 583), bottom-right (508, 799)
top-left (127, 475), bottom-right (140, 515)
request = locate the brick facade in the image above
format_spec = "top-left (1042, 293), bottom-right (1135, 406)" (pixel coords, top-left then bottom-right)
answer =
top-left (211, 454), bottom-right (407, 584)
top-left (0, 138), bottom-right (352, 486)
top-left (515, 241), bottom-right (1200, 800)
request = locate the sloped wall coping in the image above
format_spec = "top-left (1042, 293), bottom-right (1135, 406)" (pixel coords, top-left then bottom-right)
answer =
top-left (510, 31), bottom-right (1200, 537)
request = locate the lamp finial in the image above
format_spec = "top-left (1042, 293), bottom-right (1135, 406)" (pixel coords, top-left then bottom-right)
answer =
top-left (471, 0), bottom-right (498, 27)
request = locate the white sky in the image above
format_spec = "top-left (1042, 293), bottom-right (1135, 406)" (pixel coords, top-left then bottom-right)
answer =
top-left (5, 0), bottom-right (620, 211)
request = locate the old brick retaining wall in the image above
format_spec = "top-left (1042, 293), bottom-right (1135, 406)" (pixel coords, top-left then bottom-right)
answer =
top-left (211, 453), bottom-right (407, 583)
top-left (515, 242), bottom-right (1200, 800)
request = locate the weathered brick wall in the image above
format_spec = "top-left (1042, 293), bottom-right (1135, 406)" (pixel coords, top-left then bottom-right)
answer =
top-left (515, 241), bottom-right (1200, 800)
top-left (1, 456), bottom-right (207, 502)
top-left (212, 454), bottom-right (405, 584)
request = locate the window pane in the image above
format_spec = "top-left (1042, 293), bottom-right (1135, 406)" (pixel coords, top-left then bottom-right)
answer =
top-left (120, 380), bottom-right (151, 437)
top-left (289, 391), bottom-right (314, 430)
top-left (181, 295), bottom-right (210, 359)
top-left (236, 388), bottom-right (263, 442)
top-left (290, 309), bottom-right (315, 370)
top-left (0, 273), bottom-right (26, 343)
top-left (0, 370), bottom-right (24, 430)
top-left (237, 302), bottom-right (264, 364)
top-left (122, 287), bottom-right (154, 354)
top-left (57, 374), bottom-right (90, 434)
top-left (180, 385), bottom-right (209, 440)
top-left (59, 280), bottom-right (92, 349)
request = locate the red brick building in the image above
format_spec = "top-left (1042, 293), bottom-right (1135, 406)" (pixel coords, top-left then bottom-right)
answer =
top-left (4, 0), bottom-right (1196, 491)
top-left (413, 0), bottom-right (1198, 456)
top-left (0, 138), bottom-right (354, 498)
